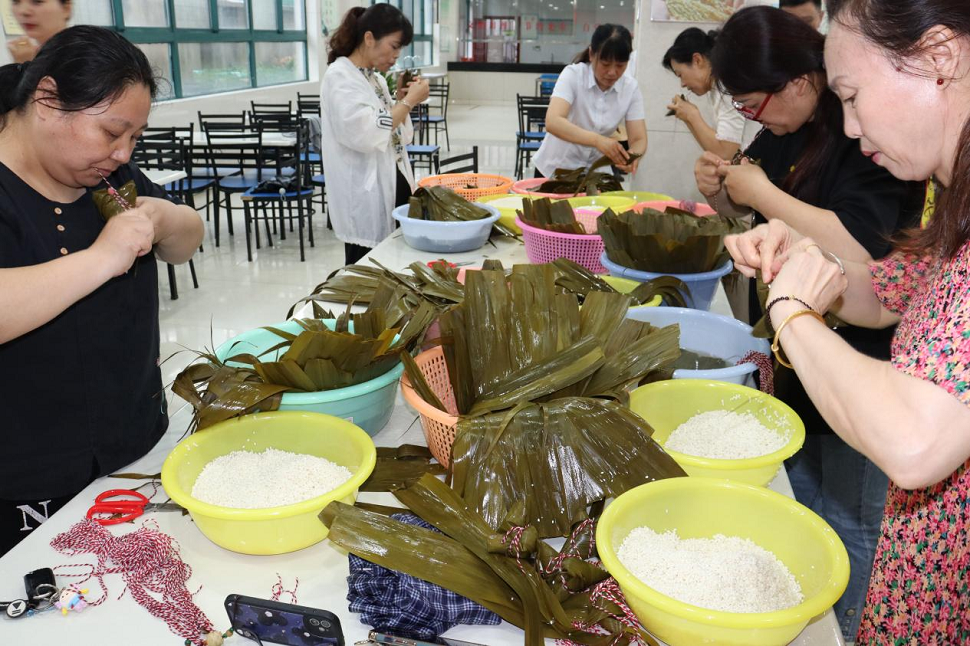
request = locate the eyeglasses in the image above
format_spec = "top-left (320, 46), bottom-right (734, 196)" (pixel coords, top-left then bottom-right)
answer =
top-left (732, 93), bottom-right (773, 122)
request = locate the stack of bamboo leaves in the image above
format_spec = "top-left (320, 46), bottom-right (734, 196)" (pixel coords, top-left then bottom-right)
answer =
top-left (517, 197), bottom-right (585, 234)
top-left (173, 294), bottom-right (436, 432)
top-left (408, 186), bottom-right (518, 237)
top-left (322, 475), bottom-right (658, 646)
top-left (536, 153), bottom-right (641, 196)
top-left (291, 258), bottom-right (687, 321)
top-left (402, 264), bottom-right (685, 538)
top-left (598, 206), bottom-right (746, 274)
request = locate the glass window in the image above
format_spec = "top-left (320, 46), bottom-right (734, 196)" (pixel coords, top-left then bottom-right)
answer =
top-left (73, 0), bottom-right (114, 26)
top-left (252, 1), bottom-right (278, 29)
top-left (413, 40), bottom-right (433, 68)
top-left (122, 0), bottom-right (170, 27)
top-left (255, 41), bottom-right (307, 86)
top-left (174, 0), bottom-right (211, 29)
top-left (137, 43), bottom-right (176, 100)
top-left (178, 42), bottom-right (252, 97)
top-left (217, 0), bottom-right (249, 29)
top-left (282, 0), bottom-right (305, 30)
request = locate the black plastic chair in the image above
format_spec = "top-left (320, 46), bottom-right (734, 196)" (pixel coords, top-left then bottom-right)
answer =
top-left (242, 119), bottom-right (316, 262)
top-left (131, 138), bottom-right (200, 300)
top-left (420, 83), bottom-right (450, 150)
top-left (406, 103), bottom-right (439, 175)
top-left (203, 127), bottom-right (269, 246)
top-left (515, 95), bottom-right (549, 179)
top-left (297, 93), bottom-right (321, 117)
top-left (435, 146), bottom-right (478, 175)
top-left (251, 101), bottom-right (292, 116)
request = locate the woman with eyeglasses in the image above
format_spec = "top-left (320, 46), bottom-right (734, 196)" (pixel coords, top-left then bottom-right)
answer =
top-left (724, 1), bottom-right (970, 641)
top-left (695, 7), bottom-right (924, 642)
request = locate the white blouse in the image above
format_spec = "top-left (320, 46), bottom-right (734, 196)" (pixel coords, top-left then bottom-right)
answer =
top-left (533, 62), bottom-right (645, 177)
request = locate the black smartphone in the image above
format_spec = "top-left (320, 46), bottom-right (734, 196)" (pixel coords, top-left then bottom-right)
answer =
top-left (225, 594), bottom-right (344, 646)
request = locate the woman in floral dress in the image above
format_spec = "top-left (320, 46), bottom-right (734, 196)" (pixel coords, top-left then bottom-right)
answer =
top-left (722, 0), bottom-right (970, 642)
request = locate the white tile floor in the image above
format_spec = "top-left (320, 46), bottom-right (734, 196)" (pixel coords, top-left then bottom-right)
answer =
top-left (157, 102), bottom-right (521, 412)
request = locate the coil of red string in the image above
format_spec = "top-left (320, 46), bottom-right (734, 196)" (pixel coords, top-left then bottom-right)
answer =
top-left (50, 518), bottom-right (231, 646)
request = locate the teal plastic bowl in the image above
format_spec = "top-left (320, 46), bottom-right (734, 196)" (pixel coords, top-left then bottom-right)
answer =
top-left (215, 319), bottom-right (403, 436)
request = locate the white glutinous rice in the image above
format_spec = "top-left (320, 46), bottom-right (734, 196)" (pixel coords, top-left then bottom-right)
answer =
top-left (617, 527), bottom-right (803, 613)
top-left (665, 410), bottom-right (789, 459)
top-left (191, 448), bottom-right (353, 508)
top-left (488, 196), bottom-right (526, 209)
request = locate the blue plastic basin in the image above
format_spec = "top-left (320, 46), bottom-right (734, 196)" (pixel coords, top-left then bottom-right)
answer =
top-left (626, 307), bottom-right (769, 387)
top-left (599, 253), bottom-right (733, 311)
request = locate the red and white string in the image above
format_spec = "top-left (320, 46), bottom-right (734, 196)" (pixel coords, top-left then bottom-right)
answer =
top-left (50, 519), bottom-right (215, 645)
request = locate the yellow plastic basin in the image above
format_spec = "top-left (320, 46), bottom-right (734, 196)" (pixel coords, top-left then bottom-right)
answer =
top-left (629, 380), bottom-right (805, 486)
top-left (477, 193), bottom-right (534, 234)
top-left (602, 275), bottom-right (662, 308)
top-left (161, 411), bottom-right (376, 555)
top-left (600, 190), bottom-right (675, 203)
top-left (596, 477), bottom-right (850, 646)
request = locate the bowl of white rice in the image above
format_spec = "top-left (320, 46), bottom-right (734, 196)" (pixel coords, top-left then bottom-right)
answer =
top-left (596, 477), bottom-right (850, 646)
top-left (629, 380), bottom-right (805, 486)
top-left (161, 411), bottom-right (376, 555)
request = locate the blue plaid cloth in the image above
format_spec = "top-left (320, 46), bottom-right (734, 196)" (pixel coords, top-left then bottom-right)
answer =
top-left (347, 513), bottom-right (502, 640)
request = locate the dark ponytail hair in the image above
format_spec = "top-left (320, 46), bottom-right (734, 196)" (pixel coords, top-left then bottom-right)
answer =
top-left (662, 27), bottom-right (718, 70)
top-left (574, 24), bottom-right (633, 64)
top-left (0, 25), bottom-right (156, 131)
top-left (327, 4), bottom-right (414, 65)
top-left (710, 6), bottom-right (836, 204)
top-left (829, 0), bottom-right (970, 260)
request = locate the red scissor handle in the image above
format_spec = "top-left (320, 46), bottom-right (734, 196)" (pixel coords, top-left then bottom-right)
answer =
top-left (86, 489), bottom-right (150, 525)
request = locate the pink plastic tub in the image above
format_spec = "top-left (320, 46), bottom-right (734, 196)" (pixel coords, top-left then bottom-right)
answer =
top-left (511, 177), bottom-right (586, 199)
top-left (632, 199), bottom-right (717, 216)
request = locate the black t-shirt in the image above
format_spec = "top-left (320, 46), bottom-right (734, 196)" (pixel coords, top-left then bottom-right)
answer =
top-left (744, 125), bottom-right (924, 433)
top-left (0, 161), bottom-right (174, 499)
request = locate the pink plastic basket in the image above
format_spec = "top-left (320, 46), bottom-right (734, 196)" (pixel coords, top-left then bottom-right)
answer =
top-left (400, 346), bottom-right (460, 467)
top-left (633, 199), bottom-right (717, 216)
top-left (511, 177), bottom-right (586, 199)
top-left (515, 216), bottom-right (607, 274)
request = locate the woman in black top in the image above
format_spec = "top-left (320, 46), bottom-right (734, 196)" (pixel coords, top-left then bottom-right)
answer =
top-left (0, 27), bottom-right (203, 555)
top-left (693, 7), bottom-right (923, 642)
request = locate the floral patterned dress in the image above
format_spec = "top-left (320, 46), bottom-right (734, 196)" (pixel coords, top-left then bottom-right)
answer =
top-left (860, 244), bottom-right (970, 644)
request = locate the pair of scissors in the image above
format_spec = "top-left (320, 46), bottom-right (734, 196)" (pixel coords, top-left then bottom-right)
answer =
top-left (85, 489), bottom-right (182, 526)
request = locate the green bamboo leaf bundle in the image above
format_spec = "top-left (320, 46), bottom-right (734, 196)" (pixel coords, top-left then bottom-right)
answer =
top-left (401, 264), bottom-right (685, 536)
top-left (598, 206), bottom-right (746, 274)
top-left (518, 198), bottom-right (585, 234)
top-left (174, 297), bottom-right (437, 432)
top-left (407, 186), bottom-right (519, 237)
top-left (320, 474), bottom-right (659, 646)
top-left (535, 153), bottom-right (641, 196)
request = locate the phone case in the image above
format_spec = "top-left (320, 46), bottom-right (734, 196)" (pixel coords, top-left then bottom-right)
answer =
top-left (225, 594), bottom-right (344, 646)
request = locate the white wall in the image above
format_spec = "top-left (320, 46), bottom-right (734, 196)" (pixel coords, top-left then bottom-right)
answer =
top-left (629, 14), bottom-right (719, 201)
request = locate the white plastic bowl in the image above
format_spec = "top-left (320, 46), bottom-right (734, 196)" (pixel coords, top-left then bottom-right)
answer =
top-left (391, 203), bottom-right (501, 253)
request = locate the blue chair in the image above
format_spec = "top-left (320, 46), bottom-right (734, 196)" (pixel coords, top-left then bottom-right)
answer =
top-left (515, 94), bottom-right (550, 178)
top-left (419, 83), bottom-right (450, 150)
top-left (241, 120), bottom-right (316, 262)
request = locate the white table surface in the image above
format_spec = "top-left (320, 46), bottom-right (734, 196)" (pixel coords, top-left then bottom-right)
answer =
top-left (0, 233), bottom-right (845, 646)
top-left (145, 168), bottom-right (188, 186)
top-left (192, 132), bottom-right (297, 148)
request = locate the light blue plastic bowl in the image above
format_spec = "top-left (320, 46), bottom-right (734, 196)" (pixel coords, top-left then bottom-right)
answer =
top-left (214, 319), bottom-right (403, 436)
top-left (391, 203), bottom-right (501, 253)
top-left (626, 307), bottom-right (769, 388)
top-left (599, 253), bottom-right (733, 311)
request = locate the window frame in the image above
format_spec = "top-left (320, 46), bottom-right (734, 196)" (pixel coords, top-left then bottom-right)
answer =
top-left (109, 0), bottom-right (308, 99)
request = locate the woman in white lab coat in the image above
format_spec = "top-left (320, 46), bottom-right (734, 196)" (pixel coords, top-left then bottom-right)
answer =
top-left (321, 4), bottom-right (430, 265)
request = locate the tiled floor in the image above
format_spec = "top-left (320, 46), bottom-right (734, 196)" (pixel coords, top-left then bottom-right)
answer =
top-left (157, 102), bottom-right (520, 412)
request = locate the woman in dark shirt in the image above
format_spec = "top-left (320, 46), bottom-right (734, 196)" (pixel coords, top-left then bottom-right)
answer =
top-left (0, 26), bottom-right (203, 555)
top-left (693, 7), bottom-right (923, 642)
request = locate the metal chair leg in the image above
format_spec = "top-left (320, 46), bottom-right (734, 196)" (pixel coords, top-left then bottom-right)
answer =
top-left (167, 263), bottom-right (178, 300)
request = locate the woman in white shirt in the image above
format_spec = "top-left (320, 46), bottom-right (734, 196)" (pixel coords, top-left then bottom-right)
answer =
top-left (533, 24), bottom-right (646, 178)
top-left (321, 4), bottom-right (430, 265)
top-left (663, 28), bottom-right (747, 161)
